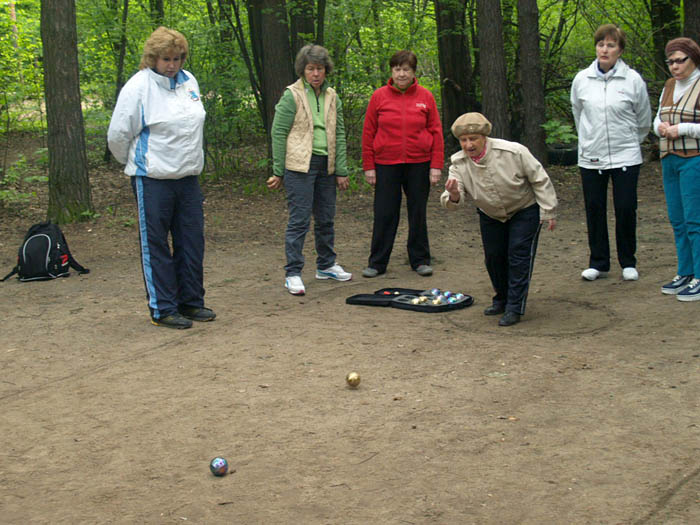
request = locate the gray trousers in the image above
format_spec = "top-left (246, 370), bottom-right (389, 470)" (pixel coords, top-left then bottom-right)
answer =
top-left (284, 154), bottom-right (337, 276)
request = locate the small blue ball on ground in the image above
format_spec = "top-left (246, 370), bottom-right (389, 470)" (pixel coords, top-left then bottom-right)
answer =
top-left (210, 457), bottom-right (229, 476)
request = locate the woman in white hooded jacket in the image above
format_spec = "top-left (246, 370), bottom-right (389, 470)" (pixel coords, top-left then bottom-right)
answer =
top-left (571, 24), bottom-right (651, 282)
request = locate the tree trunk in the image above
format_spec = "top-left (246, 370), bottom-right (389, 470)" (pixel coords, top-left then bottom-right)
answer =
top-left (223, 0), bottom-right (264, 125)
top-left (247, 0), bottom-right (294, 136)
top-left (476, 0), bottom-right (510, 139)
top-left (289, 0), bottom-right (315, 52)
top-left (371, 0), bottom-right (388, 87)
top-left (684, 0), bottom-right (700, 42)
top-left (649, 0), bottom-right (681, 81)
top-left (40, 0), bottom-right (93, 223)
top-left (104, 0), bottom-right (130, 162)
top-left (316, 0), bottom-right (326, 46)
top-left (517, 0), bottom-right (547, 164)
top-left (434, 0), bottom-right (478, 151)
top-left (149, 0), bottom-right (164, 26)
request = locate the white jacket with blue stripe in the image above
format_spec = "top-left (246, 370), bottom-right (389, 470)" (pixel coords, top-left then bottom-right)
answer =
top-left (108, 68), bottom-right (205, 179)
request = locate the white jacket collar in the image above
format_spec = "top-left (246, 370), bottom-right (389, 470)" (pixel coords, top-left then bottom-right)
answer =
top-left (147, 68), bottom-right (190, 90)
top-left (586, 58), bottom-right (629, 80)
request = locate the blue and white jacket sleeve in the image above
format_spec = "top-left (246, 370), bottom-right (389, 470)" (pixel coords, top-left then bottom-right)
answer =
top-left (107, 79), bottom-right (144, 165)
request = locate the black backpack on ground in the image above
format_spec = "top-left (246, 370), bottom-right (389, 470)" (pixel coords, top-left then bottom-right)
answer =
top-left (1, 222), bottom-right (90, 282)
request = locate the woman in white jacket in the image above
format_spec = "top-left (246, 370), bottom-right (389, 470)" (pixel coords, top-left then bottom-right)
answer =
top-left (571, 24), bottom-right (651, 282)
top-left (108, 27), bottom-right (215, 329)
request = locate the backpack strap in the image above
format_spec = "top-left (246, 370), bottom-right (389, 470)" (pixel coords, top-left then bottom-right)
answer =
top-left (1, 266), bottom-right (19, 282)
top-left (58, 230), bottom-right (90, 275)
top-left (69, 256), bottom-right (90, 275)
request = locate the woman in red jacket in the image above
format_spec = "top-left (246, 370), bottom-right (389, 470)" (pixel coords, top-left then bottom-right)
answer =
top-left (361, 50), bottom-right (444, 278)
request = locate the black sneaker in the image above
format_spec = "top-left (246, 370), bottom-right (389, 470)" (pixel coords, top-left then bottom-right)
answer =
top-left (498, 311), bottom-right (521, 326)
top-left (151, 313), bottom-right (193, 329)
top-left (661, 275), bottom-right (693, 295)
top-left (178, 306), bottom-right (216, 322)
top-left (484, 304), bottom-right (506, 316)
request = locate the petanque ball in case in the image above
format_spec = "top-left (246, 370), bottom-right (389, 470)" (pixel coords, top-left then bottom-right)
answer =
top-left (346, 372), bottom-right (361, 388)
top-left (209, 457), bottom-right (229, 476)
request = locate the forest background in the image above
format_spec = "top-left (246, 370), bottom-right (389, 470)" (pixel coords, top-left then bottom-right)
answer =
top-left (0, 0), bottom-right (699, 223)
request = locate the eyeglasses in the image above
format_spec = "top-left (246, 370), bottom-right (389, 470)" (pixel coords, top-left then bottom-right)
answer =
top-left (665, 56), bottom-right (690, 66)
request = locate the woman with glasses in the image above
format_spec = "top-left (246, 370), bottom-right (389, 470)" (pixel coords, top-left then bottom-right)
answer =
top-left (571, 24), bottom-right (651, 283)
top-left (654, 37), bottom-right (700, 301)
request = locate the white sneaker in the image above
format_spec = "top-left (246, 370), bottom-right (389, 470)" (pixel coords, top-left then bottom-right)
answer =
top-left (316, 263), bottom-right (352, 281)
top-left (285, 276), bottom-right (305, 295)
top-left (622, 267), bottom-right (639, 281)
top-left (581, 268), bottom-right (607, 281)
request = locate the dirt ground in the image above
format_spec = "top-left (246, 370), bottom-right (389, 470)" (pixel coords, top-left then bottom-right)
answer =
top-left (1, 146), bottom-right (699, 524)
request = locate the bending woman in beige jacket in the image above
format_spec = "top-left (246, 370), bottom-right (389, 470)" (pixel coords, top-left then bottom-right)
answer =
top-left (441, 113), bottom-right (557, 327)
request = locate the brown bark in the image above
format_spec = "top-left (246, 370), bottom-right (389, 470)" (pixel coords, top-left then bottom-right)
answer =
top-left (40, 0), bottom-right (93, 223)
top-left (149, 0), bottom-right (164, 27)
top-left (476, 0), bottom-right (510, 139)
top-left (289, 0), bottom-right (316, 52)
top-left (104, 0), bottom-right (130, 162)
top-left (649, 0), bottom-right (681, 81)
top-left (434, 0), bottom-right (478, 151)
top-left (247, 0), bottom-right (294, 135)
top-left (684, 0), bottom-right (700, 42)
top-left (517, 0), bottom-right (547, 164)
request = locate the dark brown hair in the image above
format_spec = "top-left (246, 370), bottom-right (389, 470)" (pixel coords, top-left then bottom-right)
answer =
top-left (389, 50), bottom-right (417, 71)
top-left (594, 24), bottom-right (626, 50)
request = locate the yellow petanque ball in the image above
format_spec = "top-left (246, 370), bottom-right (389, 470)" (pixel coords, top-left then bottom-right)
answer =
top-left (346, 372), bottom-right (361, 388)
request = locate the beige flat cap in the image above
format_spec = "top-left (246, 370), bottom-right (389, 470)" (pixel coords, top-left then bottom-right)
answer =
top-left (451, 112), bottom-right (492, 138)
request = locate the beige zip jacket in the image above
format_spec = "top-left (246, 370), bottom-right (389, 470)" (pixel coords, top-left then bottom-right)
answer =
top-left (285, 78), bottom-right (338, 174)
top-left (440, 138), bottom-right (557, 222)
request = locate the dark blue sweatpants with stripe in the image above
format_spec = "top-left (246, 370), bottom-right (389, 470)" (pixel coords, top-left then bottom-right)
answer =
top-left (131, 175), bottom-right (205, 320)
top-left (478, 204), bottom-right (542, 315)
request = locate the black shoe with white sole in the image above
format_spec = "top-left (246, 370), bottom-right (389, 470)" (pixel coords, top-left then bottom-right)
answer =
top-left (661, 275), bottom-right (693, 295)
top-left (676, 278), bottom-right (700, 302)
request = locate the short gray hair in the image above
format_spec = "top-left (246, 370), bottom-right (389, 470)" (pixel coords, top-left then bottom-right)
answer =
top-left (294, 44), bottom-right (334, 77)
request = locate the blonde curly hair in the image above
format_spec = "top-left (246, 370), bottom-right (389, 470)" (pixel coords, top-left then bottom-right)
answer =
top-left (139, 27), bottom-right (189, 70)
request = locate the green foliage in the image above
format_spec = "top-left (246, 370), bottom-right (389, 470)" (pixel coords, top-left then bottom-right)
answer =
top-left (79, 209), bottom-right (101, 220)
top-left (0, 154), bottom-right (44, 205)
top-left (33, 147), bottom-right (48, 169)
top-left (341, 157), bottom-right (367, 194)
top-left (0, 0), bottom-right (671, 197)
top-left (0, 1), bottom-right (43, 98)
top-left (541, 119), bottom-right (577, 145)
top-left (103, 204), bottom-right (136, 228)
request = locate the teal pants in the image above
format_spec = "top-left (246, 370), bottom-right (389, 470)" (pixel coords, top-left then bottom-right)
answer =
top-left (662, 154), bottom-right (700, 277)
